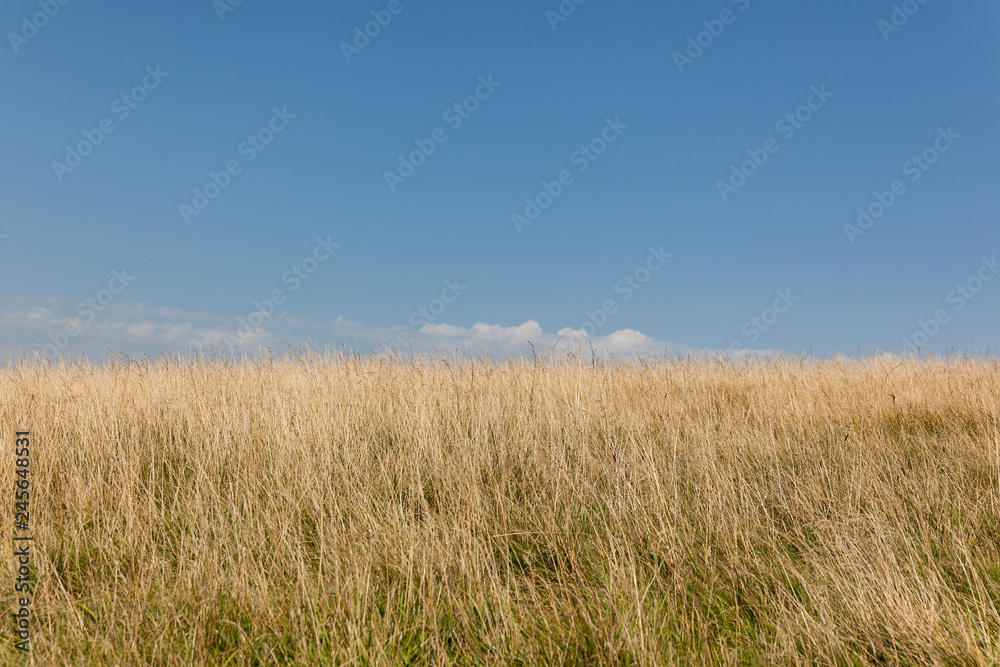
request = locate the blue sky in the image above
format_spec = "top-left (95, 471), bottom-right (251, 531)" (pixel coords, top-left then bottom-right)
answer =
top-left (2, 0), bottom-right (998, 359)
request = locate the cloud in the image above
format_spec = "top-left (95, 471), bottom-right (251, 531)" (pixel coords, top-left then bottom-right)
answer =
top-left (421, 320), bottom-right (545, 343)
top-left (0, 295), bottom-right (708, 361)
top-left (410, 320), bottom-right (683, 357)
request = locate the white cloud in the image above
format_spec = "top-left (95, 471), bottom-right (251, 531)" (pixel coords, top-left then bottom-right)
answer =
top-left (0, 295), bottom-right (710, 361)
top-left (125, 321), bottom-right (159, 338)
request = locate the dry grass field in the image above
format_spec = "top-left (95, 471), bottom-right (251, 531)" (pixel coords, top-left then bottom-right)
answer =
top-left (1, 352), bottom-right (998, 665)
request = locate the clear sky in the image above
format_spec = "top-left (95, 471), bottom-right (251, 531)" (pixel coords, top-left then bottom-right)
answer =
top-left (2, 1), bottom-right (998, 359)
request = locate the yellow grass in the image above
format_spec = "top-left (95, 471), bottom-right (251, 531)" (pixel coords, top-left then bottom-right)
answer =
top-left (1, 352), bottom-right (999, 665)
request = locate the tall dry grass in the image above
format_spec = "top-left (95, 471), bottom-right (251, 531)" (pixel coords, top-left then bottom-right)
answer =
top-left (1, 352), bottom-right (998, 665)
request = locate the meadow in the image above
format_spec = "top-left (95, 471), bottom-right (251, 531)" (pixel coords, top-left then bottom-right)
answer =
top-left (1, 352), bottom-right (998, 665)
